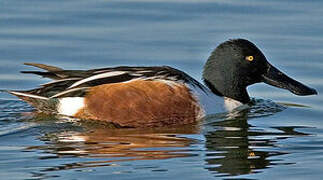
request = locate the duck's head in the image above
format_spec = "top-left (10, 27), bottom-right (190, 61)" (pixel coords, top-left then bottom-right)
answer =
top-left (203, 39), bottom-right (317, 104)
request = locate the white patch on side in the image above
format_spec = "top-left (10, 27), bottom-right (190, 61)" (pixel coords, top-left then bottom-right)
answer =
top-left (57, 97), bottom-right (85, 116)
top-left (69, 71), bottom-right (126, 88)
top-left (224, 97), bottom-right (243, 112)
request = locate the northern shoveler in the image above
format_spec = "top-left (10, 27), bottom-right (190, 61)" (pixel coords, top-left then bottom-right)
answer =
top-left (7, 39), bottom-right (317, 127)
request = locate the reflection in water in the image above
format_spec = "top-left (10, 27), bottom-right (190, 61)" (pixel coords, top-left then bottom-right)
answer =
top-left (20, 99), bottom-right (310, 177)
top-left (203, 118), bottom-right (304, 177)
top-left (26, 120), bottom-right (200, 171)
top-left (202, 99), bottom-right (306, 177)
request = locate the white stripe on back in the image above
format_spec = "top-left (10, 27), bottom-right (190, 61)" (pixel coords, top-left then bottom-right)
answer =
top-left (69, 71), bottom-right (126, 88)
top-left (40, 78), bottom-right (81, 86)
top-left (9, 91), bottom-right (49, 100)
top-left (51, 87), bottom-right (88, 98)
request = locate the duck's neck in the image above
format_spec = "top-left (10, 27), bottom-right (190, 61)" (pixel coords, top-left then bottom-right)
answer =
top-left (203, 79), bottom-right (250, 104)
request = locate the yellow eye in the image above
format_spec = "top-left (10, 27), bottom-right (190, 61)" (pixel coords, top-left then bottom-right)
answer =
top-left (245, 56), bottom-right (254, 61)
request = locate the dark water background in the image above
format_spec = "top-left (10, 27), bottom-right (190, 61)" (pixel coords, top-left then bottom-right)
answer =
top-left (0, 1), bottom-right (323, 179)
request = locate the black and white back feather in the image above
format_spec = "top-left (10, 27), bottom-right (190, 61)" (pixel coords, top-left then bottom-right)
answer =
top-left (17, 63), bottom-right (207, 99)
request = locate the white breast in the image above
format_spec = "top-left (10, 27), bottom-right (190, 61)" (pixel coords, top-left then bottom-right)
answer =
top-left (188, 84), bottom-right (243, 116)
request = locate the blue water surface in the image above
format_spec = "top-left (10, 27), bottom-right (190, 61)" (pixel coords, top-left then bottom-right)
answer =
top-left (0, 0), bottom-right (323, 179)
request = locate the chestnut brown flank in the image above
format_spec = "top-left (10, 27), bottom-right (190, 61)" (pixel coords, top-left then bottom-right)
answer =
top-left (75, 80), bottom-right (202, 127)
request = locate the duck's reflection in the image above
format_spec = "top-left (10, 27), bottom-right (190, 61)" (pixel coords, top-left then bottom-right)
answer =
top-left (201, 102), bottom-right (307, 177)
top-left (25, 103), bottom-right (309, 176)
top-left (203, 115), bottom-right (298, 177)
top-left (26, 120), bottom-right (200, 171)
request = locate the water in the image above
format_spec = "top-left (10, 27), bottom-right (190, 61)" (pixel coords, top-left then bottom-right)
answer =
top-left (0, 0), bottom-right (323, 179)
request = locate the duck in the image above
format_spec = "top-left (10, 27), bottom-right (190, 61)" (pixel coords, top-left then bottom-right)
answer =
top-left (6, 39), bottom-right (317, 127)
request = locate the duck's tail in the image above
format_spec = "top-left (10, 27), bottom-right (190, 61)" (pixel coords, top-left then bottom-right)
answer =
top-left (21, 63), bottom-right (65, 80)
top-left (4, 90), bottom-right (58, 112)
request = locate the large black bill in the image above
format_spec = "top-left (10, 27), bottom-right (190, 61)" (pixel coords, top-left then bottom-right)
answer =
top-left (261, 64), bottom-right (317, 96)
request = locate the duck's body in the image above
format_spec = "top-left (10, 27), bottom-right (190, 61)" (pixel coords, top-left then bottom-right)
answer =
top-left (9, 65), bottom-right (241, 127)
top-left (7, 39), bottom-right (317, 127)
